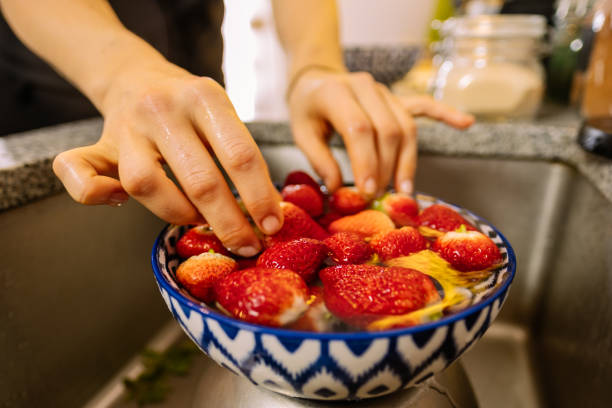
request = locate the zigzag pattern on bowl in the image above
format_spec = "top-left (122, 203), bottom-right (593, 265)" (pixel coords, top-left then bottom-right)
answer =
top-left (157, 285), bottom-right (508, 400)
top-left (152, 192), bottom-right (515, 400)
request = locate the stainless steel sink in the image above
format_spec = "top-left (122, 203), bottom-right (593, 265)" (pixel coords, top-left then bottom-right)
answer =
top-left (2, 145), bottom-right (611, 407)
top-left (264, 146), bottom-right (612, 407)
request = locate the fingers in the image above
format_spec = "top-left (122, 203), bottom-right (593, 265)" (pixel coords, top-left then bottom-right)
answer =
top-left (189, 80), bottom-right (283, 235)
top-left (117, 132), bottom-right (204, 225)
top-left (380, 89), bottom-right (418, 194)
top-left (349, 72), bottom-right (402, 192)
top-left (53, 144), bottom-right (129, 206)
top-left (151, 115), bottom-right (263, 257)
top-left (399, 95), bottom-right (475, 129)
top-left (291, 117), bottom-right (343, 192)
top-left (314, 81), bottom-right (379, 197)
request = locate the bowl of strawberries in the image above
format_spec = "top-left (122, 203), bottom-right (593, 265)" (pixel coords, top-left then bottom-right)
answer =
top-left (152, 171), bottom-right (516, 401)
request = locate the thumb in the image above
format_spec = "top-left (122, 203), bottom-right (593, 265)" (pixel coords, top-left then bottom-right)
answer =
top-left (52, 143), bottom-right (129, 206)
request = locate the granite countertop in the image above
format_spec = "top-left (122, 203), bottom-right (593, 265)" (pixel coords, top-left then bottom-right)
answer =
top-left (1, 108), bottom-right (611, 211)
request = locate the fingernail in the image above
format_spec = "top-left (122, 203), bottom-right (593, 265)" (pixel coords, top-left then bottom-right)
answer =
top-left (399, 180), bottom-right (413, 194)
top-left (237, 246), bottom-right (259, 258)
top-left (261, 215), bottom-right (281, 234)
top-left (109, 192), bottom-right (129, 207)
top-left (364, 177), bottom-right (377, 195)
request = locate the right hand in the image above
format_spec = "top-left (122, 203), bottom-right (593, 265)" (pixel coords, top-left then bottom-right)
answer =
top-left (52, 62), bottom-right (282, 257)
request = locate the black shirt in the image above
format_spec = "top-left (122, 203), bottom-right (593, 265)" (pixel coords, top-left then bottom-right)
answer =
top-left (0, 0), bottom-right (224, 136)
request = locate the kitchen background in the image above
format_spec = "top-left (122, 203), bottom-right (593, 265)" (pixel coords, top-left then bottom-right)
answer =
top-left (222, 0), bottom-right (434, 121)
top-left (1, 1), bottom-right (612, 408)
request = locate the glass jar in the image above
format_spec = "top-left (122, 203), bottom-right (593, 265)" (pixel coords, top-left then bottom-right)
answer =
top-left (433, 15), bottom-right (547, 120)
top-left (581, 0), bottom-right (612, 117)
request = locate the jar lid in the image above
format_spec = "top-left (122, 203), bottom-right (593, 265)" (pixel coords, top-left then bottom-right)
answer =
top-left (441, 15), bottom-right (547, 39)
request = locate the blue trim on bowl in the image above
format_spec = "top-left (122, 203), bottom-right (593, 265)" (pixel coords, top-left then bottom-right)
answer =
top-left (151, 195), bottom-right (516, 340)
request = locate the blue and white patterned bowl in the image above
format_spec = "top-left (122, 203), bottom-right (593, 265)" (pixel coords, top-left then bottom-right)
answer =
top-left (151, 193), bottom-right (516, 401)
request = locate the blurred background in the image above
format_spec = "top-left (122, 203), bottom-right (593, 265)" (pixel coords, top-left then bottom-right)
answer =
top-left (222, 0), bottom-right (607, 127)
top-left (222, 0), bottom-right (435, 121)
top-left (2, 1), bottom-right (612, 408)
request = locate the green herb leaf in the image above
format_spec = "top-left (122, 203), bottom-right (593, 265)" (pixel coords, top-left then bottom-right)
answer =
top-left (123, 340), bottom-right (199, 405)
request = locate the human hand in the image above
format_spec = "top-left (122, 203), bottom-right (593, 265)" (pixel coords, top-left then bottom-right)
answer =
top-left (287, 69), bottom-right (474, 197)
top-left (52, 62), bottom-right (282, 257)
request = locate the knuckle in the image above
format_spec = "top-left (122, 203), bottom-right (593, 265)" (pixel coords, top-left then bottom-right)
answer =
top-left (197, 76), bottom-right (224, 93)
top-left (404, 121), bottom-right (417, 138)
top-left (185, 76), bottom-right (224, 102)
top-left (122, 169), bottom-right (158, 197)
top-left (216, 223), bottom-right (250, 247)
top-left (379, 124), bottom-right (403, 143)
top-left (133, 89), bottom-right (174, 116)
top-left (76, 182), bottom-right (99, 204)
top-left (226, 142), bottom-right (259, 171)
top-left (183, 170), bottom-right (219, 202)
top-left (243, 195), bottom-right (275, 217)
top-left (349, 119), bottom-right (373, 136)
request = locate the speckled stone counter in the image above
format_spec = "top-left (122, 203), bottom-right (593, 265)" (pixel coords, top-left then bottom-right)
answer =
top-left (1, 109), bottom-right (611, 211)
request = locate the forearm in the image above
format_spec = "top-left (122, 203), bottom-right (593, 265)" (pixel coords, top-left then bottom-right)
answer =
top-left (0, 0), bottom-right (168, 113)
top-left (271, 0), bottom-right (346, 80)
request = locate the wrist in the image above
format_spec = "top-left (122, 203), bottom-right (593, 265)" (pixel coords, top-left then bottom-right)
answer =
top-left (84, 32), bottom-right (172, 114)
top-left (288, 52), bottom-right (346, 81)
top-left (285, 64), bottom-right (345, 101)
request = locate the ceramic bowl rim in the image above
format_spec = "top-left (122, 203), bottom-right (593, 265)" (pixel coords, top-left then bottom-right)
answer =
top-left (151, 196), bottom-right (516, 340)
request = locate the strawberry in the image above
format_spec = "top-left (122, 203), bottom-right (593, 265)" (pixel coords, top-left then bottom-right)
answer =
top-left (287, 286), bottom-right (338, 332)
top-left (283, 170), bottom-right (322, 193)
top-left (214, 267), bottom-right (309, 327)
top-left (320, 265), bottom-right (439, 327)
top-left (265, 202), bottom-right (329, 247)
top-left (373, 193), bottom-right (419, 227)
top-left (281, 184), bottom-right (324, 217)
top-left (323, 232), bottom-right (373, 265)
top-left (329, 187), bottom-right (369, 215)
top-left (176, 225), bottom-right (229, 258)
top-left (317, 211), bottom-right (343, 229)
top-left (236, 257), bottom-right (258, 270)
top-left (418, 204), bottom-right (476, 233)
top-left (370, 227), bottom-right (428, 261)
top-left (256, 238), bottom-right (327, 282)
top-left (432, 229), bottom-right (502, 272)
top-left (328, 210), bottom-right (395, 238)
top-left (176, 252), bottom-right (238, 303)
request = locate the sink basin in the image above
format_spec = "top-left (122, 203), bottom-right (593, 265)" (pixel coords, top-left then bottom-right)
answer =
top-left (263, 146), bottom-right (612, 407)
top-left (2, 145), bottom-right (611, 407)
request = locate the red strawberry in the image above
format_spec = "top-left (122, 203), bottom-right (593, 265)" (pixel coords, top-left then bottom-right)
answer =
top-left (328, 210), bottom-right (395, 238)
top-left (236, 257), bottom-right (258, 270)
top-left (317, 211), bottom-right (343, 229)
top-left (320, 265), bottom-right (440, 327)
top-left (257, 238), bottom-right (327, 282)
top-left (265, 202), bottom-right (329, 247)
top-left (432, 229), bottom-right (502, 271)
top-left (214, 267), bottom-right (309, 327)
top-left (287, 286), bottom-right (340, 332)
top-left (176, 225), bottom-right (229, 258)
top-left (329, 187), bottom-right (369, 215)
top-left (418, 204), bottom-right (476, 233)
top-left (323, 232), bottom-right (373, 265)
top-left (283, 170), bottom-right (321, 193)
top-left (176, 252), bottom-right (238, 303)
top-left (281, 184), bottom-right (324, 217)
top-left (370, 227), bottom-right (428, 261)
top-left (374, 193), bottom-right (419, 227)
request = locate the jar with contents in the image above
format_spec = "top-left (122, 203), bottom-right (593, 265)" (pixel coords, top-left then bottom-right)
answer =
top-left (433, 15), bottom-right (547, 120)
top-left (577, 0), bottom-right (612, 158)
top-left (581, 0), bottom-right (612, 117)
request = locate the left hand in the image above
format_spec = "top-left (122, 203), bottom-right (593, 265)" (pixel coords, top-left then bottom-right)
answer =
top-left (287, 68), bottom-right (474, 197)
